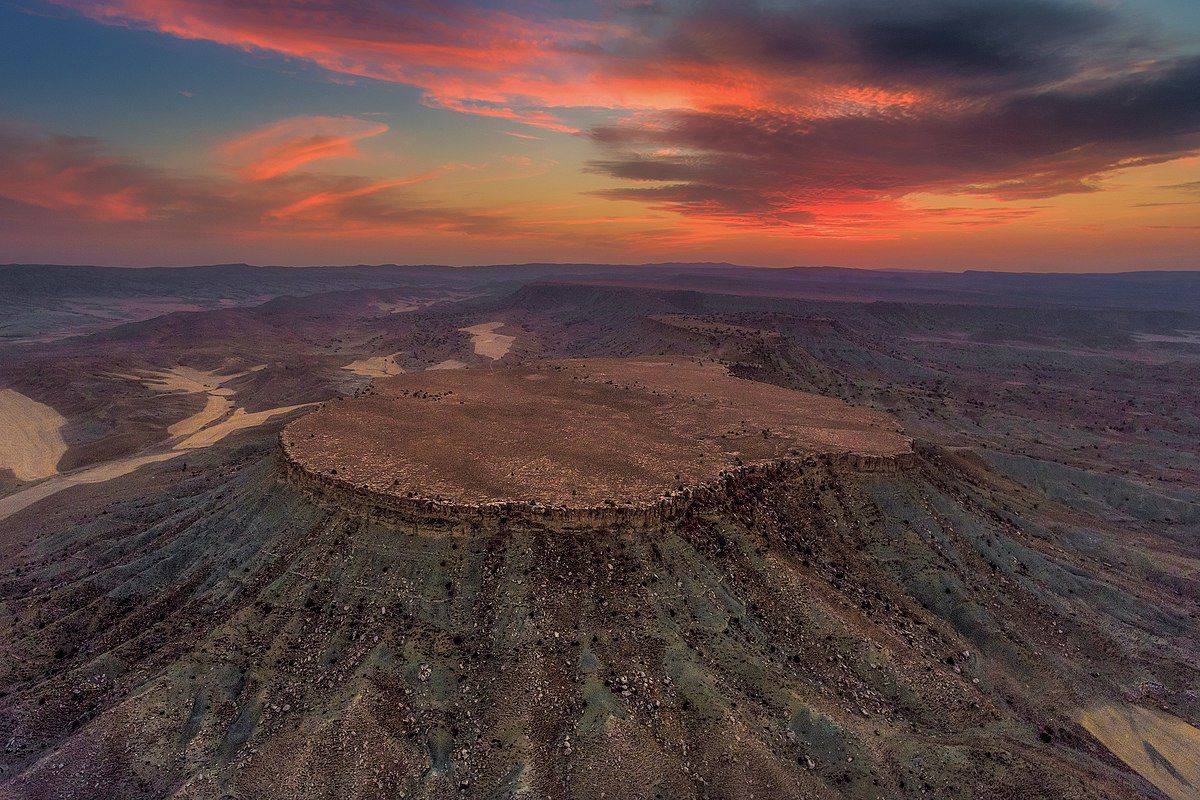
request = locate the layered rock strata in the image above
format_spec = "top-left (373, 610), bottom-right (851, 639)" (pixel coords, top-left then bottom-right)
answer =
top-left (281, 438), bottom-right (915, 530)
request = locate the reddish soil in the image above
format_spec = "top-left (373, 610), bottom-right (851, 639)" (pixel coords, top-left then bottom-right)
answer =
top-left (281, 358), bottom-right (910, 508)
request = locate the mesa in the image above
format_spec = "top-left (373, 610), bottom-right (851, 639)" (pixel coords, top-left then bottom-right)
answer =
top-left (280, 358), bottom-right (913, 526)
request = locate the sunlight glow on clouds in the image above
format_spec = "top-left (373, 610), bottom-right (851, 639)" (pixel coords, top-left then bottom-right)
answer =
top-left (220, 116), bottom-right (390, 181)
top-left (2, 0), bottom-right (1198, 267)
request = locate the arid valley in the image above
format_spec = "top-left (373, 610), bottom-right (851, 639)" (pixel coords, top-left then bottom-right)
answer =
top-left (4, 0), bottom-right (1200, 794)
top-left (0, 263), bottom-right (1197, 799)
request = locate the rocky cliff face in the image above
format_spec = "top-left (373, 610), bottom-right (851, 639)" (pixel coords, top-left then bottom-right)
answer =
top-left (280, 434), bottom-right (918, 532)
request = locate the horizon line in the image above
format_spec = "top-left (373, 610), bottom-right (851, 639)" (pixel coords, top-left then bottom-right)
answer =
top-left (2, 261), bottom-right (1198, 276)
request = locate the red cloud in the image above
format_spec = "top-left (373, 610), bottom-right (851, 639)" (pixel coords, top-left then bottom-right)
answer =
top-left (33, 0), bottom-right (1200, 238)
top-left (266, 170), bottom-right (445, 222)
top-left (0, 132), bottom-right (155, 222)
top-left (47, 0), bottom-right (897, 129)
top-left (0, 126), bottom-right (515, 239)
top-left (54, 0), bottom-right (621, 130)
top-left (221, 116), bottom-right (389, 181)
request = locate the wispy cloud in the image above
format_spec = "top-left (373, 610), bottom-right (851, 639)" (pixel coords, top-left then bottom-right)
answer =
top-left (220, 116), bottom-right (389, 181)
top-left (31, 0), bottom-right (1200, 238)
top-left (0, 126), bottom-right (512, 238)
top-left (51, 0), bottom-right (617, 131)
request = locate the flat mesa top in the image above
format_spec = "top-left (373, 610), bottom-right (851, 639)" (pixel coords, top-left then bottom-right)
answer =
top-left (282, 359), bottom-right (910, 508)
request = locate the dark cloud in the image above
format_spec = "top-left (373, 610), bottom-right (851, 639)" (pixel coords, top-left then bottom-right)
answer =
top-left (838, 0), bottom-right (1130, 88)
top-left (588, 0), bottom-right (1200, 226)
top-left (645, 0), bottom-right (1146, 93)
top-left (36, 0), bottom-right (1200, 235)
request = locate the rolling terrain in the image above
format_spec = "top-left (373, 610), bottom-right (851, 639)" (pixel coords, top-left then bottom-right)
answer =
top-left (0, 264), bottom-right (1197, 799)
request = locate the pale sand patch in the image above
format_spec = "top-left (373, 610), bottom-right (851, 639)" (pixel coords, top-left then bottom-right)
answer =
top-left (113, 364), bottom-right (271, 442)
top-left (0, 401), bottom-right (314, 523)
top-left (376, 301), bottom-right (420, 314)
top-left (343, 354), bottom-right (407, 378)
top-left (0, 360), bottom-right (317, 522)
top-left (115, 365), bottom-right (266, 395)
top-left (168, 394), bottom-right (233, 438)
top-left (1131, 330), bottom-right (1200, 344)
top-left (0, 452), bottom-right (180, 523)
top-left (375, 293), bottom-right (469, 315)
top-left (1081, 704), bottom-right (1200, 800)
top-left (460, 321), bottom-right (515, 360)
top-left (428, 359), bottom-right (467, 371)
top-left (0, 389), bottom-right (68, 481)
top-left (174, 404), bottom-right (314, 450)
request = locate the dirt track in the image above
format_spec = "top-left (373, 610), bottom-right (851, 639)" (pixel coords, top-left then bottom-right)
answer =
top-left (0, 452), bottom-right (179, 522)
top-left (175, 404), bottom-right (312, 449)
top-left (168, 394), bottom-right (233, 437)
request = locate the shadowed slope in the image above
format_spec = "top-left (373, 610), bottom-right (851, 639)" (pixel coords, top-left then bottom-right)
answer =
top-left (1, 433), bottom-right (1194, 799)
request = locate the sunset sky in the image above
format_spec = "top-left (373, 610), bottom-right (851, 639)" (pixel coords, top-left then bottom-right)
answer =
top-left (1, 0), bottom-right (1198, 270)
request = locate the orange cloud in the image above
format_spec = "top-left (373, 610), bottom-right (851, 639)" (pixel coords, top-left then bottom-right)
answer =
top-left (23, 0), bottom-right (1200, 253)
top-left (55, 0), bottom-right (620, 130)
top-left (0, 134), bottom-right (154, 221)
top-left (221, 116), bottom-right (389, 181)
top-left (0, 126), bottom-right (514, 240)
top-left (421, 96), bottom-right (578, 133)
top-left (49, 1), bottom-right (1082, 127)
top-left (266, 170), bottom-right (444, 221)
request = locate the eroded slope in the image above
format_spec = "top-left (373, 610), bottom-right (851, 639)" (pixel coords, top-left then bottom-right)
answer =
top-left (1, 439), bottom-right (1194, 799)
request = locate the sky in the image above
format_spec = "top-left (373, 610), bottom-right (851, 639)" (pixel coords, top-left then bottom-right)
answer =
top-left (0, 0), bottom-right (1198, 270)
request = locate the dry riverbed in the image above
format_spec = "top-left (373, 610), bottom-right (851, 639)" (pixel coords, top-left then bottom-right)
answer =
top-left (0, 366), bottom-right (312, 522)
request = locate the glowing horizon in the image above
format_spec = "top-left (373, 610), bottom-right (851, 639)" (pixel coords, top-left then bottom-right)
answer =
top-left (1, 0), bottom-right (1198, 270)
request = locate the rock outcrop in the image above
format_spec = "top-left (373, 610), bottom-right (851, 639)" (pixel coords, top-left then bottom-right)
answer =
top-left (280, 434), bottom-right (916, 531)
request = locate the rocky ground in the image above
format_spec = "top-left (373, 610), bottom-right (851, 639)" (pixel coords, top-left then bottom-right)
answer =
top-left (281, 359), bottom-right (910, 511)
top-left (0, 265), bottom-right (1197, 799)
